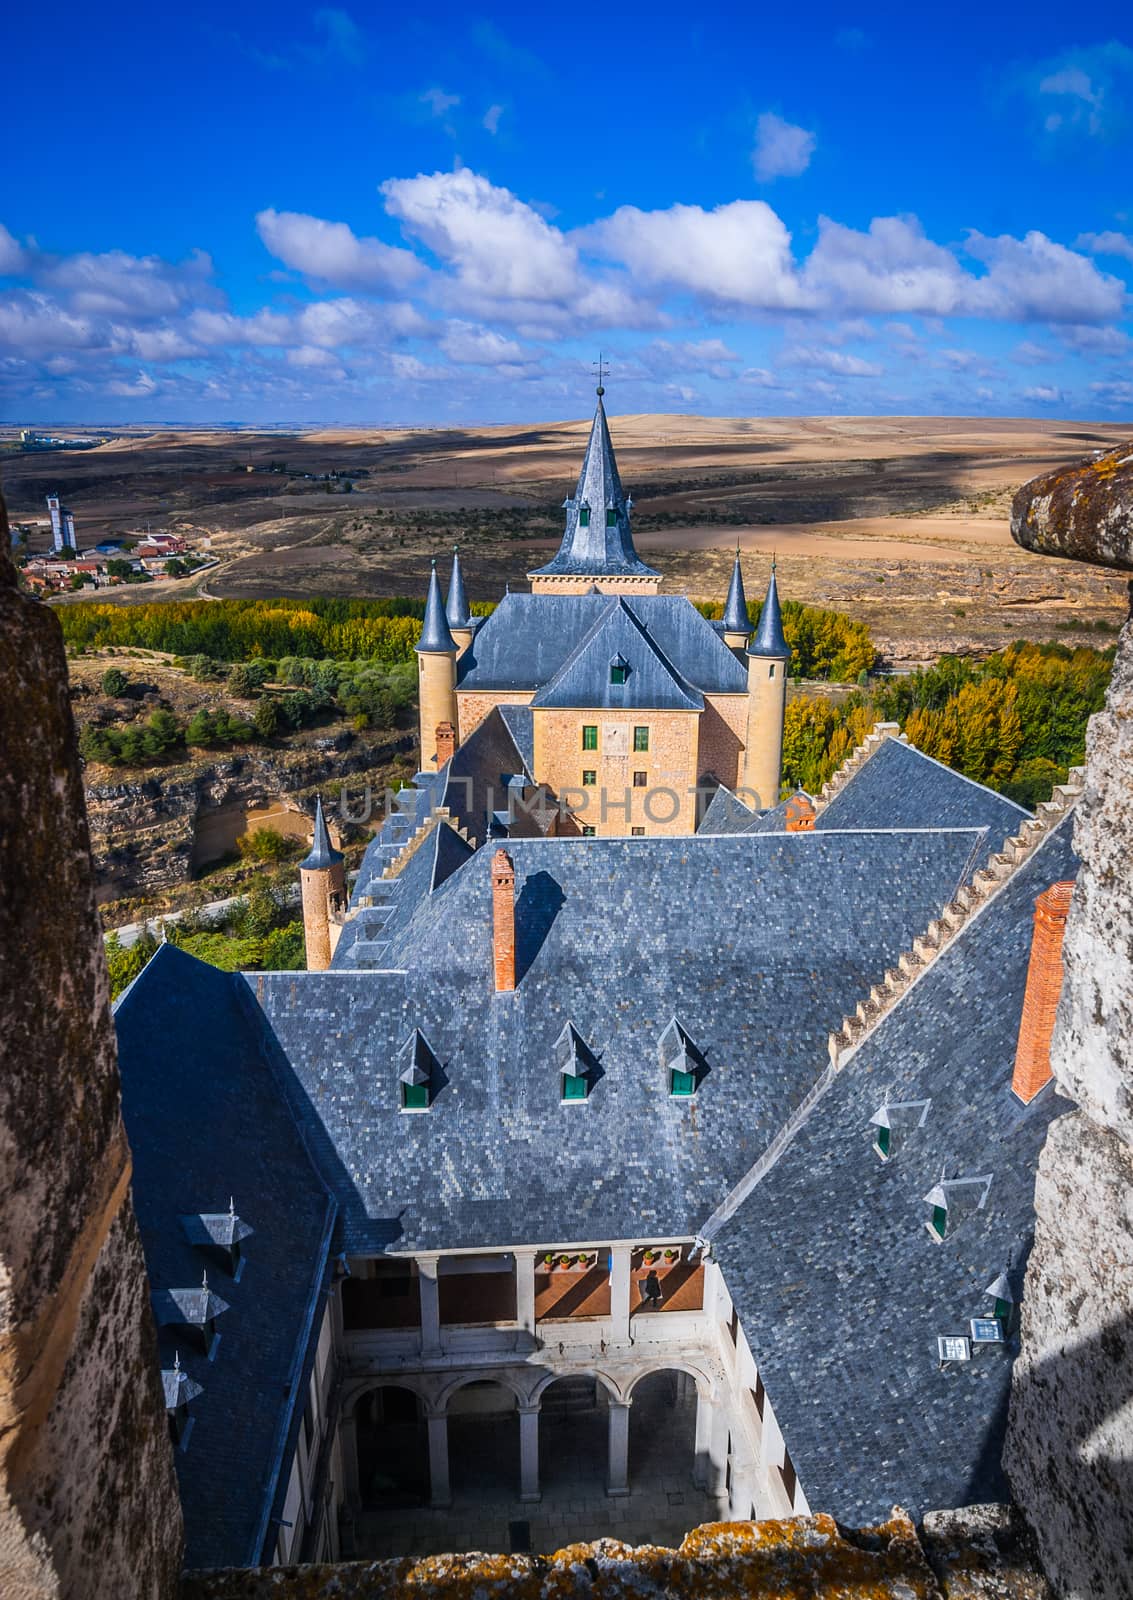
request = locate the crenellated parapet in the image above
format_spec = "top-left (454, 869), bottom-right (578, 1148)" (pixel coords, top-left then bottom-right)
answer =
top-left (827, 764), bottom-right (1084, 1069)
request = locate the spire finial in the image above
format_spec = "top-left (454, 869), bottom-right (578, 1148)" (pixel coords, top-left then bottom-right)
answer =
top-left (174, 1349), bottom-right (181, 1373)
top-left (229, 1196), bottom-right (235, 1218)
top-left (202, 1269), bottom-right (209, 1291)
top-left (593, 351), bottom-right (607, 397)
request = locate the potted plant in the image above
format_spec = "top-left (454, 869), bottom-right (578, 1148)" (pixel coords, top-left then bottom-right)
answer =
top-left (558, 1254), bottom-right (573, 1269)
top-left (642, 1249), bottom-right (658, 1266)
top-left (542, 1253), bottom-right (555, 1268)
top-left (663, 1248), bottom-right (679, 1264)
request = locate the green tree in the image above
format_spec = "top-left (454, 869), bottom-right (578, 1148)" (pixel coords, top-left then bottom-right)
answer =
top-left (253, 696), bottom-right (280, 738)
top-left (101, 667), bottom-right (128, 696)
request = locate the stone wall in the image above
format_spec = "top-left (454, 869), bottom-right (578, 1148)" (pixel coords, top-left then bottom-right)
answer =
top-left (0, 495), bottom-right (183, 1600)
top-left (1004, 442), bottom-right (1133, 1600)
top-left (532, 708), bottom-right (700, 835)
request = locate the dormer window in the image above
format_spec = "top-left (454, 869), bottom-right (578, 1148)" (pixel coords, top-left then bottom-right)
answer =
top-left (398, 1028), bottom-right (438, 1113)
top-left (922, 1171), bottom-right (993, 1242)
top-left (579, 506), bottom-right (591, 527)
top-left (606, 507), bottom-right (618, 526)
top-left (610, 653), bottom-right (629, 686)
top-left (659, 1018), bottom-right (705, 1098)
top-left (869, 1098), bottom-right (930, 1161)
top-left (554, 1021), bottom-right (594, 1104)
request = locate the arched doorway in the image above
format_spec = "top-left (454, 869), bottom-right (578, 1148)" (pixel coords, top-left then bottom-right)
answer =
top-left (446, 1379), bottom-right (520, 1502)
top-left (354, 1385), bottom-right (428, 1507)
top-left (538, 1375), bottom-right (611, 1502)
top-left (628, 1369), bottom-right (699, 1491)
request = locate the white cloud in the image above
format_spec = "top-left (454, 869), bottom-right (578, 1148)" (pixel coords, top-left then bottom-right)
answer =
top-left (1024, 42), bottom-right (1133, 140)
top-left (256, 209), bottom-right (422, 291)
top-left (1022, 384), bottom-right (1063, 404)
top-left (963, 230), bottom-right (1126, 322)
top-left (1011, 340), bottom-right (1054, 366)
top-left (483, 104), bottom-right (504, 135)
top-left (1076, 230), bottom-right (1133, 263)
top-left (752, 113), bottom-right (816, 182)
top-left (421, 87), bottom-right (460, 117)
top-left (581, 198), bottom-right (807, 309)
top-left (803, 215), bottom-right (967, 314)
top-left (0, 224), bottom-right (27, 275)
top-left (0, 292), bottom-right (101, 355)
top-left (40, 247), bottom-right (217, 317)
top-left (782, 345), bottom-right (882, 377)
top-left (105, 369), bottom-right (159, 398)
top-left (287, 344), bottom-right (344, 370)
top-left (439, 320), bottom-right (523, 364)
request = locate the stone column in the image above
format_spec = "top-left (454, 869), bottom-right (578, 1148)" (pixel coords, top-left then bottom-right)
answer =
top-left (338, 1407), bottom-right (361, 1508)
top-left (515, 1248), bottom-right (537, 1342)
top-left (426, 1412), bottom-right (451, 1508)
top-left (418, 1255), bottom-right (442, 1357)
top-left (519, 1405), bottom-right (540, 1502)
top-left (609, 1245), bottom-right (632, 1342)
top-left (692, 1389), bottom-right (714, 1489)
top-left (606, 1401), bottom-right (631, 1496)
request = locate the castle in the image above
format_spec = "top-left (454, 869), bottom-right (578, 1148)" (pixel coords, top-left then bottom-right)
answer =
top-left (412, 387), bottom-right (790, 842)
top-left (90, 403), bottom-right (1091, 1577)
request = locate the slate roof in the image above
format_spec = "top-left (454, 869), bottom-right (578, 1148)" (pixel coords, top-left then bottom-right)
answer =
top-left (749, 567), bottom-right (789, 658)
top-left (445, 549), bottom-right (471, 628)
top-left (249, 828), bottom-right (989, 1256)
top-left (528, 395), bottom-right (659, 580)
top-left (299, 795), bottom-right (343, 871)
top-left (115, 946), bottom-right (336, 1569)
top-left (723, 555), bottom-right (750, 635)
top-left (416, 561), bottom-right (456, 653)
top-left (711, 816), bottom-right (1077, 1525)
top-left (532, 598), bottom-right (704, 712)
top-left (816, 737), bottom-right (1029, 863)
top-left (697, 785), bottom-right (759, 835)
top-left (456, 594), bottom-right (748, 696)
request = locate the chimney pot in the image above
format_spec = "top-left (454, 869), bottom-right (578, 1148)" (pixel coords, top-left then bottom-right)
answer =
top-left (785, 793), bottom-right (816, 832)
top-left (436, 721), bottom-right (456, 766)
top-left (492, 848), bottom-right (516, 992)
top-left (1012, 879), bottom-right (1075, 1103)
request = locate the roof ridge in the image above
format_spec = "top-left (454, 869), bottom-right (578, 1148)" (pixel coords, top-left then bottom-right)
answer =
top-left (530, 594), bottom-right (702, 709)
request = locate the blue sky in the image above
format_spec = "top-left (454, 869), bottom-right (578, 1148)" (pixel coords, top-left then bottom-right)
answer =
top-left (3, 1), bottom-right (1132, 424)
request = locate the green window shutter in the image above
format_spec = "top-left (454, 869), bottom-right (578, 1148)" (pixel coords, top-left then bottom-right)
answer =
top-left (562, 1074), bottom-right (588, 1101)
top-left (581, 825), bottom-right (596, 837)
top-left (582, 770), bottom-right (597, 786)
top-left (993, 1297), bottom-right (1011, 1323)
top-left (402, 1082), bottom-right (429, 1111)
top-left (931, 1204), bottom-right (947, 1239)
top-left (610, 664), bottom-right (627, 685)
top-left (670, 1068), bottom-right (695, 1097)
top-left (606, 508), bottom-right (618, 526)
top-left (582, 725), bottom-right (598, 750)
top-left (579, 507), bottom-right (590, 527)
top-left (874, 1124), bottom-right (891, 1158)
top-left (634, 726), bottom-right (649, 752)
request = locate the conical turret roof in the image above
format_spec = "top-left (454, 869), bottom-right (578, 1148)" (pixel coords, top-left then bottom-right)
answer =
top-left (749, 565), bottom-right (789, 658)
top-left (299, 796), bottom-right (344, 871)
top-left (417, 560), bottom-right (457, 653)
top-left (528, 393), bottom-right (659, 581)
top-left (723, 552), bottom-right (750, 634)
top-left (445, 547), bottom-right (471, 629)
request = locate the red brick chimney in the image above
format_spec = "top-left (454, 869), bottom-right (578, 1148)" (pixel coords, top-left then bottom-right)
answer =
top-left (1012, 880), bottom-right (1075, 1103)
top-left (436, 720), bottom-right (456, 767)
top-left (785, 793), bottom-right (816, 832)
top-left (492, 848), bottom-right (516, 992)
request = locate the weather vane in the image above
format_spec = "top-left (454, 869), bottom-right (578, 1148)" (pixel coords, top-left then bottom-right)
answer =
top-left (593, 352), bottom-right (608, 396)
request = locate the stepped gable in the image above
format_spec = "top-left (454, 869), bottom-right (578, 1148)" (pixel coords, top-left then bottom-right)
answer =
top-left (115, 944), bottom-right (336, 1569)
top-left (815, 731), bottom-right (1029, 854)
top-left (531, 597), bottom-right (704, 711)
top-left (528, 393), bottom-right (659, 581)
top-left (250, 827), bottom-right (990, 1255)
top-left (457, 593), bottom-right (747, 695)
top-left (711, 816), bottom-right (1078, 1527)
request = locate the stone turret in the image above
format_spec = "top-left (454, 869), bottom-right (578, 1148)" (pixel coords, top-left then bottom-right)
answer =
top-left (740, 564), bottom-right (790, 811)
top-left (445, 547), bottom-right (475, 659)
top-left (721, 550), bottom-right (751, 651)
top-left (416, 560), bottom-right (458, 769)
top-left (299, 796), bottom-right (346, 972)
top-left (0, 489), bottom-right (183, 1599)
top-left (527, 387), bottom-right (661, 594)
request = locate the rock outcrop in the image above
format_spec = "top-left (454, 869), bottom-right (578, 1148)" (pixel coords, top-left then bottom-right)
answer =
top-left (1005, 440), bottom-right (1133, 1600)
top-left (0, 492), bottom-right (183, 1600)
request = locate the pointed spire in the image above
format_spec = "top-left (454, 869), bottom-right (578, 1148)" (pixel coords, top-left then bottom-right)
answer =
top-left (748, 561), bottom-right (789, 658)
top-left (300, 795), bottom-right (344, 871)
top-left (445, 546), bottom-right (471, 629)
top-left (416, 559), bottom-right (457, 654)
top-left (528, 392), bottom-right (659, 582)
top-left (722, 549), bottom-right (750, 635)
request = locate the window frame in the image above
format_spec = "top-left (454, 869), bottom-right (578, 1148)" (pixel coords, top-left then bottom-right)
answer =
top-left (582, 769), bottom-right (597, 786)
top-left (610, 663), bottom-right (628, 686)
top-left (633, 725), bottom-right (650, 753)
top-left (874, 1123), bottom-right (891, 1160)
top-left (401, 1081), bottom-right (430, 1113)
top-left (670, 1067), bottom-right (695, 1098)
top-left (631, 826), bottom-right (645, 836)
top-left (578, 506), bottom-right (591, 527)
top-left (632, 770), bottom-right (647, 787)
top-left (561, 1073), bottom-right (588, 1103)
top-left (582, 724), bottom-right (598, 751)
top-left (605, 507), bottom-right (618, 527)
top-left (581, 824), bottom-right (596, 837)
